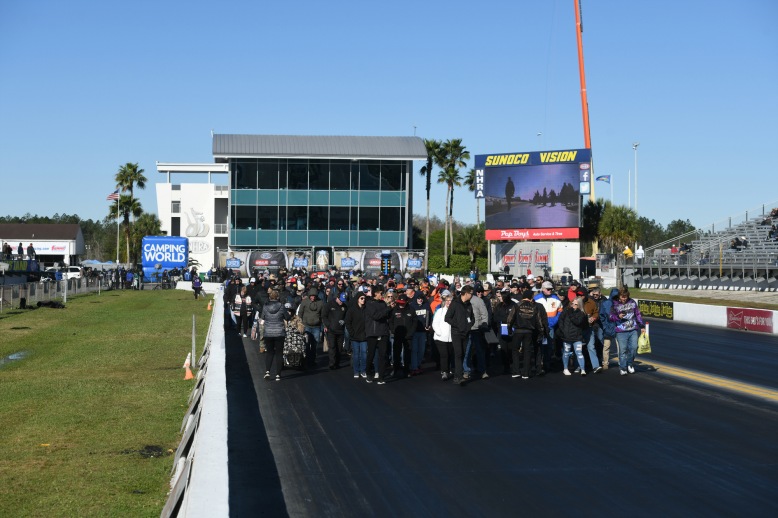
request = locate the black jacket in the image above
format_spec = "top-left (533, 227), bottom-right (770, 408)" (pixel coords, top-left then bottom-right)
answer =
top-left (445, 296), bottom-right (474, 336)
top-left (364, 297), bottom-right (391, 338)
top-left (345, 304), bottom-right (367, 341)
top-left (389, 307), bottom-right (417, 340)
top-left (557, 308), bottom-right (587, 342)
top-left (323, 300), bottom-right (348, 334)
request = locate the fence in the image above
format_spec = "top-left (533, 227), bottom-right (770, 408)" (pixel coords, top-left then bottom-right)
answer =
top-left (0, 277), bottom-right (115, 312)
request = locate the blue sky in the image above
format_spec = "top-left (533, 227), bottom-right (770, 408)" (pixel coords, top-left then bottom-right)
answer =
top-left (1, 0), bottom-right (776, 231)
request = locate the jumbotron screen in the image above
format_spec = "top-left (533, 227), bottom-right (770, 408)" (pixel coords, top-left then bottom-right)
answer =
top-left (474, 148), bottom-right (590, 240)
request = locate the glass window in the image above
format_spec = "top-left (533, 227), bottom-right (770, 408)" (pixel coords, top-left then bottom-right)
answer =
top-left (257, 159), bottom-right (279, 189)
top-left (308, 206), bottom-right (329, 230)
top-left (380, 162), bottom-right (403, 191)
top-left (258, 207), bottom-right (279, 230)
top-left (234, 206), bottom-right (257, 229)
top-left (278, 159), bottom-right (288, 189)
top-left (284, 206), bottom-right (308, 230)
top-left (359, 207), bottom-right (379, 231)
top-left (359, 160), bottom-right (380, 190)
top-left (380, 207), bottom-right (403, 231)
top-left (330, 160), bottom-right (351, 190)
top-left (309, 161), bottom-right (329, 190)
top-left (171, 201), bottom-right (180, 213)
top-left (330, 207), bottom-right (350, 230)
top-left (233, 160), bottom-right (258, 189)
top-left (288, 161), bottom-right (308, 190)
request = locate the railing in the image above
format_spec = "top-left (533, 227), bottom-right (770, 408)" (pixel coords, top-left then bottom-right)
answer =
top-left (0, 277), bottom-right (115, 312)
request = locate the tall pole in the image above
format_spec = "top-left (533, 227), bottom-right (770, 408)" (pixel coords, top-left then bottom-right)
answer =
top-left (574, 0), bottom-right (594, 203)
top-left (632, 142), bottom-right (640, 214)
top-left (628, 169), bottom-right (631, 209)
top-left (115, 197), bottom-right (120, 264)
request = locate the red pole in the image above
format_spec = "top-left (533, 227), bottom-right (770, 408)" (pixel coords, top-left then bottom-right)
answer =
top-left (575, 0), bottom-right (592, 150)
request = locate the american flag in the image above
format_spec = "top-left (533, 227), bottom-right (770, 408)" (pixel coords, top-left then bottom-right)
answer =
top-left (106, 189), bottom-right (120, 201)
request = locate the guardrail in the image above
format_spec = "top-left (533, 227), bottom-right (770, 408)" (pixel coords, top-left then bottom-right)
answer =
top-left (0, 278), bottom-right (116, 312)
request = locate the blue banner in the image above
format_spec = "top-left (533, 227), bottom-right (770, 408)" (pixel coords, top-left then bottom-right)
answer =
top-left (141, 236), bottom-right (188, 282)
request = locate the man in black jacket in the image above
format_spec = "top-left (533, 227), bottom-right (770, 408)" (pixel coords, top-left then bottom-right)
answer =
top-left (324, 292), bottom-right (349, 369)
top-left (364, 285), bottom-right (393, 385)
top-left (445, 285), bottom-right (474, 385)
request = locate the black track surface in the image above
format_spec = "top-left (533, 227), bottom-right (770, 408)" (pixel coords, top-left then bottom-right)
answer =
top-left (225, 321), bottom-right (778, 517)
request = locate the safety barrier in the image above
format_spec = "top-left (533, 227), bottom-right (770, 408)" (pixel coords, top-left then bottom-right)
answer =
top-left (636, 298), bottom-right (777, 335)
top-left (161, 290), bottom-right (229, 518)
top-left (0, 278), bottom-right (115, 312)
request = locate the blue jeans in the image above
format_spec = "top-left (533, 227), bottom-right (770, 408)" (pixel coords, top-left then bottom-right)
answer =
top-left (616, 330), bottom-right (638, 371)
top-left (411, 331), bottom-right (427, 370)
top-left (562, 341), bottom-right (586, 371)
top-left (464, 330), bottom-right (486, 374)
top-left (583, 327), bottom-right (601, 369)
top-left (351, 340), bottom-right (367, 375)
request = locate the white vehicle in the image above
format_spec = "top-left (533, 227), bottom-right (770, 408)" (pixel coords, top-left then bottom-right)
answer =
top-left (45, 266), bottom-right (83, 280)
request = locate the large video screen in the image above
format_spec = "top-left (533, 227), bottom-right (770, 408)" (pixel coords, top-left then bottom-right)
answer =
top-left (475, 149), bottom-right (590, 240)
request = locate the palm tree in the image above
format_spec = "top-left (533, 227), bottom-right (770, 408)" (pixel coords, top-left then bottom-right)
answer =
top-left (107, 195), bottom-right (143, 264)
top-left (419, 139), bottom-right (441, 273)
top-left (463, 168), bottom-right (481, 227)
top-left (459, 223), bottom-right (485, 271)
top-left (436, 139), bottom-right (469, 267)
top-left (581, 198), bottom-right (607, 256)
top-left (114, 162), bottom-right (147, 261)
top-left (598, 204), bottom-right (639, 254)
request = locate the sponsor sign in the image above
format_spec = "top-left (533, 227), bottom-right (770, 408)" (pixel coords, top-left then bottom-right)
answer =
top-left (638, 299), bottom-right (674, 321)
top-left (726, 307), bottom-right (773, 333)
top-left (141, 236), bottom-right (188, 281)
top-left (485, 228), bottom-right (580, 240)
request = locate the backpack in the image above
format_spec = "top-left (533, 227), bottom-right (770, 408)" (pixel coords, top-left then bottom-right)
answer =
top-left (514, 301), bottom-right (536, 331)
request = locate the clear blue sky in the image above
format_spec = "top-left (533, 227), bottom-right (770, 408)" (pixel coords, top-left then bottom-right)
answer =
top-left (1, 0), bottom-right (776, 231)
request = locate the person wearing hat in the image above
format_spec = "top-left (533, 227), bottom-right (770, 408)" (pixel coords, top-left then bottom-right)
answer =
top-left (323, 291), bottom-right (349, 369)
top-left (534, 280), bottom-right (562, 373)
top-left (298, 287), bottom-right (326, 368)
top-left (463, 284), bottom-right (490, 380)
top-left (364, 285), bottom-right (393, 384)
top-left (505, 290), bottom-right (545, 379)
top-left (583, 287), bottom-right (603, 373)
top-left (408, 291), bottom-right (432, 375)
top-left (444, 285), bottom-right (475, 385)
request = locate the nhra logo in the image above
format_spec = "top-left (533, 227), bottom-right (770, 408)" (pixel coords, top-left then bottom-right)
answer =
top-left (579, 163), bottom-right (590, 170)
top-left (260, 253), bottom-right (272, 259)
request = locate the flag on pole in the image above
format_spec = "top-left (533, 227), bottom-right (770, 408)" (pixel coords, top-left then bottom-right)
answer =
top-left (106, 189), bottom-right (119, 201)
top-left (596, 175), bottom-right (611, 183)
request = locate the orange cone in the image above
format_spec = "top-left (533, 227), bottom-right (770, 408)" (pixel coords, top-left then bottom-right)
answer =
top-left (207, 299), bottom-right (213, 311)
top-left (183, 353), bottom-right (194, 380)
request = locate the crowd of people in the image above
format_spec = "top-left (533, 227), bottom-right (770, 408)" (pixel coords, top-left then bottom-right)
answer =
top-left (223, 267), bottom-right (647, 383)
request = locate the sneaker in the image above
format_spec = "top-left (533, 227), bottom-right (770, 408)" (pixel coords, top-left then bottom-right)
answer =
top-left (563, 369), bottom-right (571, 376)
top-left (441, 372), bottom-right (449, 381)
top-left (275, 375), bottom-right (281, 381)
top-left (264, 371), bottom-right (270, 379)
top-left (574, 367), bottom-right (581, 373)
top-left (243, 334), bottom-right (247, 338)
top-left (602, 365), bottom-right (609, 370)
top-left (627, 365), bottom-right (636, 374)
top-left (377, 379), bottom-right (386, 385)
top-left (620, 370), bottom-right (628, 376)
top-left (580, 370), bottom-right (587, 377)
top-left (366, 377), bottom-right (373, 383)
top-left (481, 372), bottom-right (490, 380)
top-left (374, 373), bottom-right (380, 379)
top-left (521, 376), bottom-right (529, 380)
top-left (452, 377), bottom-right (462, 385)
top-left (511, 374), bottom-right (520, 378)
top-left (463, 372), bottom-right (471, 380)
top-left (354, 374), bottom-right (359, 379)
top-left (593, 366), bottom-right (603, 374)
top-left (360, 372), bottom-right (367, 378)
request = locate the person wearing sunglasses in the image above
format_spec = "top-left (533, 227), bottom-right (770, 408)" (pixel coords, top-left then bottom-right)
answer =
top-left (557, 296), bottom-right (588, 376)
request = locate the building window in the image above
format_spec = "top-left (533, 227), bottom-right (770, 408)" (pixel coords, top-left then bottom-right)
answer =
top-left (330, 160), bottom-right (351, 190)
top-left (233, 160), bottom-right (258, 189)
top-left (257, 159), bottom-right (279, 189)
top-left (359, 160), bottom-right (380, 190)
top-left (171, 201), bottom-right (181, 213)
top-left (284, 206), bottom-right (308, 230)
top-left (380, 162), bottom-right (404, 191)
top-left (171, 217), bottom-right (180, 236)
top-left (258, 207), bottom-right (279, 230)
top-left (330, 207), bottom-right (350, 230)
top-left (309, 161), bottom-right (329, 190)
top-left (234, 206), bottom-right (257, 229)
top-left (359, 207), bottom-right (379, 231)
top-left (380, 206), bottom-right (403, 231)
top-left (288, 161), bottom-right (308, 190)
top-left (308, 206), bottom-right (329, 230)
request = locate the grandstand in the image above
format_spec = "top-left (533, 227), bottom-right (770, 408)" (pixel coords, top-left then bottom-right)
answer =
top-left (624, 201), bottom-right (778, 292)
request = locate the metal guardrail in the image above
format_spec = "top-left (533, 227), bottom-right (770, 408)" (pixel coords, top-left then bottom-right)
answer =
top-left (0, 278), bottom-right (116, 312)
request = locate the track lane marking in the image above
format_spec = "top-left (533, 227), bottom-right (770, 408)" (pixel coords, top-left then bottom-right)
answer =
top-left (639, 359), bottom-right (778, 403)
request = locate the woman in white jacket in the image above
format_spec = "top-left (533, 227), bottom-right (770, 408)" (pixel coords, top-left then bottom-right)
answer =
top-left (432, 293), bottom-right (454, 380)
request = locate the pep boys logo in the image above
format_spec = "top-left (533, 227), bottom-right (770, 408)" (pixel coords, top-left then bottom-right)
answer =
top-left (503, 254), bottom-right (516, 266)
top-left (534, 251), bottom-right (549, 265)
top-left (516, 250), bottom-right (531, 265)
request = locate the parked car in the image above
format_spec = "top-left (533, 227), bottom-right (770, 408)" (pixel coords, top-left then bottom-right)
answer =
top-left (44, 266), bottom-right (82, 280)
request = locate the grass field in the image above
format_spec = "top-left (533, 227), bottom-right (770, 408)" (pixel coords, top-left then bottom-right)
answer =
top-left (0, 288), bottom-right (212, 517)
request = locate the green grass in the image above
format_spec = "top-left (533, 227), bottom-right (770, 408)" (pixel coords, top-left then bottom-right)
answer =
top-left (0, 289), bottom-right (212, 517)
top-left (630, 288), bottom-right (778, 311)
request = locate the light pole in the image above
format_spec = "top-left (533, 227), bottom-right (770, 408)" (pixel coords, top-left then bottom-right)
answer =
top-left (632, 142), bottom-right (640, 213)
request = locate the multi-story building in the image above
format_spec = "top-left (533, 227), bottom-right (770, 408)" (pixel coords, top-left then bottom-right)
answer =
top-left (156, 134), bottom-right (426, 272)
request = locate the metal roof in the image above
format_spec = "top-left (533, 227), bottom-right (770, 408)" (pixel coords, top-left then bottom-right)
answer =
top-left (212, 134), bottom-right (427, 160)
top-left (0, 224), bottom-right (83, 241)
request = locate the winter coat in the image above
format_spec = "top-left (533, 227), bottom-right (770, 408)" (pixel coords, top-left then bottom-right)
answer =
top-left (390, 307), bottom-right (417, 340)
top-left (534, 292), bottom-right (563, 328)
top-left (262, 301), bottom-right (290, 338)
top-left (298, 296), bottom-right (325, 327)
top-left (557, 307), bottom-right (587, 342)
top-left (599, 289), bottom-right (620, 337)
top-left (345, 304), bottom-right (367, 342)
top-left (323, 300), bottom-right (348, 334)
top-left (408, 297), bottom-right (432, 332)
top-left (432, 306), bottom-right (452, 342)
top-left (233, 293), bottom-right (252, 316)
top-left (364, 297), bottom-right (391, 338)
top-left (445, 296), bottom-right (474, 336)
top-left (470, 295), bottom-right (490, 331)
top-left (609, 297), bottom-right (645, 333)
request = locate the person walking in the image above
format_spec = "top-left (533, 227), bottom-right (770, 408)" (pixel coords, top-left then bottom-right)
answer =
top-left (26, 243), bottom-right (35, 260)
top-left (507, 290), bottom-right (544, 379)
top-left (298, 287), bottom-right (325, 368)
top-left (261, 289), bottom-right (291, 381)
top-left (364, 285), bottom-right (393, 385)
top-left (558, 296), bottom-right (588, 376)
top-left (599, 288), bottom-right (620, 369)
top-left (323, 292), bottom-right (349, 369)
top-left (345, 292), bottom-right (368, 379)
top-left (445, 285), bottom-right (474, 385)
top-left (609, 288), bottom-right (646, 376)
top-left (432, 293), bottom-right (454, 380)
top-left (233, 285), bottom-right (253, 338)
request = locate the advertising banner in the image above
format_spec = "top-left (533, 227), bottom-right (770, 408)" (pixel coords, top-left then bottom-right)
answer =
top-left (726, 307), bottom-right (773, 333)
top-left (638, 299), bottom-right (674, 321)
top-left (476, 148), bottom-right (589, 241)
top-left (287, 251), bottom-right (313, 270)
top-left (361, 250), bottom-right (402, 273)
top-left (491, 242), bottom-right (552, 277)
top-left (141, 236), bottom-right (188, 282)
top-left (247, 251), bottom-right (287, 273)
top-left (333, 250), bottom-right (361, 271)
